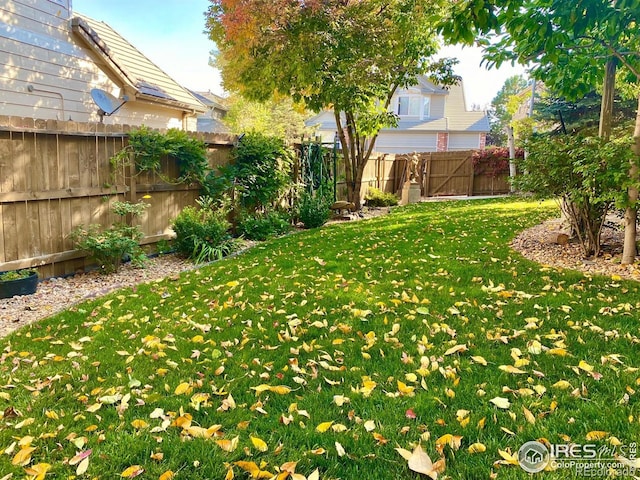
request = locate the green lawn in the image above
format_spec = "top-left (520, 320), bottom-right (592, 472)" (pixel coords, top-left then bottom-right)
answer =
top-left (1, 198), bottom-right (639, 480)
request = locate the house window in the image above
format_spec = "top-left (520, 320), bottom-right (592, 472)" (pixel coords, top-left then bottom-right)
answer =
top-left (397, 95), bottom-right (430, 119)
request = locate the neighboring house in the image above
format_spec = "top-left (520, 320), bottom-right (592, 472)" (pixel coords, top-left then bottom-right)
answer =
top-left (0, 0), bottom-right (206, 130)
top-left (189, 90), bottom-right (231, 134)
top-left (306, 76), bottom-right (489, 154)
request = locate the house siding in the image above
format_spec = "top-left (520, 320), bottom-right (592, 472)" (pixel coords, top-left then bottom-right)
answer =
top-left (305, 77), bottom-right (489, 154)
top-left (448, 133), bottom-right (481, 150)
top-left (375, 132), bottom-right (438, 154)
top-left (0, 0), bottom-right (199, 129)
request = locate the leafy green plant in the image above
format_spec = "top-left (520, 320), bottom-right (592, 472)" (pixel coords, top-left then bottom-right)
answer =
top-left (111, 126), bottom-right (209, 185)
top-left (0, 269), bottom-right (36, 282)
top-left (70, 201), bottom-right (148, 273)
top-left (155, 239), bottom-right (174, 255)
top-left (237, 210), bottom-right (291, 241)
top-left (224, 132), bottom-right (294, 211)
top-left (364, 187), bottom-right (399, 207)
top-left (513, 133), bottom-right (636, 257)
top-left (298, 191), bottom-right (331, 229)
top-left (171, 197), bottom-right (234, 263)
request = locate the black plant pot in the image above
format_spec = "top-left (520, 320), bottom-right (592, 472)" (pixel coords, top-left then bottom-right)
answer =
top-left (0, 272), bottom-right (38, 299)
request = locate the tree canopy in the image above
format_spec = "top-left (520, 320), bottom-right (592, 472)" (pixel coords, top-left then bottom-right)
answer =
top-left (442, 0), bottom-right (640, 97)
top-left (206, 0), bottom-right (459, 207)
top-left (488, 75), bottom-right (528, 146)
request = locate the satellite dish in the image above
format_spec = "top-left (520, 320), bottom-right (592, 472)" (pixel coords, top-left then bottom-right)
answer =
top-left (90, 88), bottom-right (128, 117)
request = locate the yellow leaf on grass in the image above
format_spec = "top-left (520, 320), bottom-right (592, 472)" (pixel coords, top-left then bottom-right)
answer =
top-left (307, 469), bottom-right (320, 480)
top-left (269, 385), bottom-right (291, 395)
top-left (24, 463), bottom-right (51, 480)
top-left (76, 456), bottom-right (90, 475)
top-left (499, 365), bottom-right (527, 374)
top-left (498, 449), bottom-right (519, 466)
top-left (586, 431), bottom-right (608, 441)
top-left (436, 433), bottom-right (463, 451)
top-left (490, 397), bottom-right (511, 409)
top-left (523, 407), bottom-right (536, 424)
top-left (444, 344), bottom-right (467, 356)
top-left (235, 461), bottom-right (273, 479)
top-left (250, 435), bottom-right (268, 452)
top-left (471, 356), bottom-right (488, 366)
top-left (578, 360), bottom-right (594, 373)
top-left (397, 380), bottom-right (415, 396)
top-left (316, 421), bottom-right (334, 433)
top-left (468, 443), bottom-right (486, 454)
top-left (363, 420), bottom-right (376, 432)
top-left (12, 446), bottom-right (36, 466)
top-left (174, 382), bottom-right (190, 395)
top-left (553, 380), bottom-right (572, 390)
top-left (121, 465), bottom-right (144, 478)
top-left (131, 419), bottom-right (148, 429)
top-left (159, 471), bottom-right (175, 480)
top-left (548, 348), bottom-right (569, 357)
top-left (216, 436), bottom-right (239, 452)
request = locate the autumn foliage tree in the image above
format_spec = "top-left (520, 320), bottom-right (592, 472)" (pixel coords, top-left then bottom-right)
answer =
top-left (206, 0), bottom-right (459, 209)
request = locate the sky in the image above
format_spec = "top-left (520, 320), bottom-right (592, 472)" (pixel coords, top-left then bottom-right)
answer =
top-left (72, 0), bottom-right (528, 110)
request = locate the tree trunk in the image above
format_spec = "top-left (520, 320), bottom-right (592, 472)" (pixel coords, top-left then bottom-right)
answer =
top-left (507, 125), bottom-right (516, 192)
top-left (621, 92), bottom-right (640, 264)
top-left (598, 58), bottom-right (616, 141)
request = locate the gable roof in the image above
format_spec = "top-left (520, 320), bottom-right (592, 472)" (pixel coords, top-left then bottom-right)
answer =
top-left (189, 90), bottom-right (228, 112)
top-left (71, 15), bottom-right (206, 114)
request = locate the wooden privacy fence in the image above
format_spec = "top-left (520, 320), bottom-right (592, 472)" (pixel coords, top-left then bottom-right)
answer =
top-left (352, 151), bottom-right (510, 199)
top-left (0, 116), bottom-right (235, 278)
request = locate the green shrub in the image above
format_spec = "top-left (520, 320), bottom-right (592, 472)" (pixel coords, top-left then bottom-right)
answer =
top-left (365, 187), bottom-right (398, 207)
top-left (70, 201), bottom-right (148, 273)
top-left (237, 210), bottom-right (291, 241)
top-left (204, 132), bottom-right (294, 211)
top-left (298, 192), bottom-right (331, 229)
top-left (172, 197), bottom-right (234, 263)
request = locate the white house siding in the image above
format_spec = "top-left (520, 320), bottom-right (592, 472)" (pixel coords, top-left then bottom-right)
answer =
top-left (428, 94), bottom-right (446, 119)
top-left (447, 133), bottom-right (481, 150)
top-left (0, 0), bottom-right (197, 129)
top-left (374, 132), bottom-right (438, 154)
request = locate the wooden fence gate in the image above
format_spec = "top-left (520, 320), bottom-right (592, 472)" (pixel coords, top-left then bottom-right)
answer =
top-left (391, 151), bottom-right (510, 198)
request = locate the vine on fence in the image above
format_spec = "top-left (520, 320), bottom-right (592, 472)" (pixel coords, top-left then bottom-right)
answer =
top-left (110, 126), bottom-right (209, 184)
top-left (472, 147), bottom-right (523, 177)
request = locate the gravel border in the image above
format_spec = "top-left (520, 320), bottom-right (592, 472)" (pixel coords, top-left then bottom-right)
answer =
top-left (0, 254), bottom-right (197, 337)
top-left (511, 217), bottom-right (640, 281)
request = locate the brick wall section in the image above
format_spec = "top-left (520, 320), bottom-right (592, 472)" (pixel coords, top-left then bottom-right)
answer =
top-left (436, 132), bottom-right (449, 152)
top-left (479, 133), bottom-right (487, 150)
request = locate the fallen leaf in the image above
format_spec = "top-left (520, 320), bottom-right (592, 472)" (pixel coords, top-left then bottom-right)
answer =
top-left (250, 435), bottom-right (268, 452)
top-left (121, 465), bottom-right (144, 478)
top-left (407, 444), bottom-right (439, 479)
top-left (490, 397), bottom-right (511, 409)
top-left (468, 443), bottom-right (486, 454)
